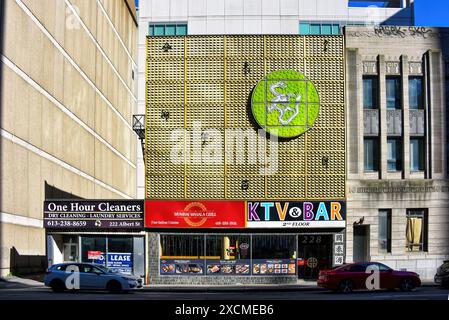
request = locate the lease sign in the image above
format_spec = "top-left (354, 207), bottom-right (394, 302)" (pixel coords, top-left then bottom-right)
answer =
top-left (145, 200), bottom-right (245, 228)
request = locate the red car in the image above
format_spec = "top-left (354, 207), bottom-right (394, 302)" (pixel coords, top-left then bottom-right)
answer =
top-left (317, 262), bottom-right (421, 292)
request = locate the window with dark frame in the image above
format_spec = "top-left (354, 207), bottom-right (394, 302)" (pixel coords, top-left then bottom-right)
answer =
top-left (364, 137), bottom-right (379, 172)
top-left (386, 76), bottom-right (402, 109)
top-left (378, 209), bottom-right (392, 253)
top-left (387, 137), bottom-right (402, 171)
top-left (410, 137), bottom-right (425, 171)
top-left (406, 209), bottom-right (428, 252)
top-left (409, 76), bottom-right (423, 109)
top-left (363, 76), bottom-right (378, 109)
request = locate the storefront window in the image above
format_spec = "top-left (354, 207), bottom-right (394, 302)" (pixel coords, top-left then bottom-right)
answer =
top-left (81, 236), bottom-right (106, 263)
top-left (205, 235), bottom-right (251, 276)
top-left (252, 235), bottom-right (296, 259)
top-left (160, 235), bottom-right (205, 276)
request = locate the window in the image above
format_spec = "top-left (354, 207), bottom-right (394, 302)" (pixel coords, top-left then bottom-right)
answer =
top-left (364, 138), bottom-right (379, 171)
top-left (81, 236), bottom-right (106, 263)
top-left (410, 138), bottom-right (425, 171)
top-left (149, 23), bottom-right (187, 36)
top-left (378, 210), bottom-right (392, 253)
top-left (406, 209), bottom-right (428, 252)
top-left (363, 76), bottom-right (378, 109)
top-left (387, 137), bottom-right (402, 171)
top-left (299, 23), bottom-right (340, 35)
top-left (160, 235), bottom-right (204, 258)
top-left (386, 77), bottom-right (402, 109)
top-left (409, 77), bottom-right (423, 109)
top-left (205, 235), bottom-right (250, 260)
top-left (252, 235), bottom-right (296, 259)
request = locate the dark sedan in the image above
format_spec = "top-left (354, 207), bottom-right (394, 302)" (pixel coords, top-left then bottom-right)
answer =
top-left (317, 262), bottom-right (421, 293)
top-left (434, 260), bottom-right (449, 288)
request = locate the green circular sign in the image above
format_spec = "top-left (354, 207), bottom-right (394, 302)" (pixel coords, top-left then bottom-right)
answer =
top-left (251, 70), bottom-right (320, 138)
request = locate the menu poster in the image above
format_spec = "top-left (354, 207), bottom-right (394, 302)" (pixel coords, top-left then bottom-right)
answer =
top-left (252, 259), bottom-right (296, 276)
top-left (160, 259), bottom-right (204, 276)
top-left (205, 260), bottom-right (251, 276)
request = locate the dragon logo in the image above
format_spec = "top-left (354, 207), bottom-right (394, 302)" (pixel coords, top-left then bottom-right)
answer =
top-left (268, 81), bottom-right (302, 125)
top-left (251, 70), bottom-right (320, 138)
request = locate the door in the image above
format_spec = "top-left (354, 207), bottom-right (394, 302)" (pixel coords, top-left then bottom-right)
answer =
top-left (63, 243), bottom-right (78, 262)
top-left (297, 235), bottom-right (332, 280)
top-left (353, 225), bottom-right (370, 262)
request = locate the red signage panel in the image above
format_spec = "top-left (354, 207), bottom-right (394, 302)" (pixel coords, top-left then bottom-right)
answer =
top-left (145, 200), bottom-right (246, 229)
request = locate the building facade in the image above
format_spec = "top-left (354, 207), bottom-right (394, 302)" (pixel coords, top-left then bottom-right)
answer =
top-left (145, 34), bottom-right (346, 284)
top-left (0, 0), bottom-right (138, 277)
top-left (136, 0), bottom-right (415, 199)
top-left (345, 25), bottom-right (449, 280)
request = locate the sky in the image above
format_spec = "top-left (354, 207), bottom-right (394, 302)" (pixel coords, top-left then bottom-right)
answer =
top-left (414, 0), bottom-right (449, 27)
top-left (133, 0), bottom-right (449, 27)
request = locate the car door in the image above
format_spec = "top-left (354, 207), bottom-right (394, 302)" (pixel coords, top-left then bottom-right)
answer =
top-left (347, 263), bottom-right (369, 289)
top-left (79, 264), bottom-right (107, 289)
top-left (376, 263), bottom-right (396, 289)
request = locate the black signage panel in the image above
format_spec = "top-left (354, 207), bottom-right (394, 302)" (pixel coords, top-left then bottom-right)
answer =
top-left (43, 200), bottom-right (144, 230)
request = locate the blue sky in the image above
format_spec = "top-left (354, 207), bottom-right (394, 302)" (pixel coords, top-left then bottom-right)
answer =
top-left (414, 0), bottom-right (449, 27)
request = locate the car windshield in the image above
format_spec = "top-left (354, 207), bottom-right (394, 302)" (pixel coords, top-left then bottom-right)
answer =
top-left (92, 265), bottom-right (111, 273)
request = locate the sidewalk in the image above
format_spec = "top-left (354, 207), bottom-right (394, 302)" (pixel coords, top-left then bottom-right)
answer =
top-left (0, 276), bottom-right (45, 289)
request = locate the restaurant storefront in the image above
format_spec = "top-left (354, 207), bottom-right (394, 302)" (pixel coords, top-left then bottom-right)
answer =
top-left (44, 200), bottom-right (146, 279)
top-left (145, 200), bottom-right (346, 284)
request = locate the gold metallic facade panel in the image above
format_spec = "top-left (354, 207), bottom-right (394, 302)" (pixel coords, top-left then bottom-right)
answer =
top-left (314, 104), bottom-right (345, 128)
top-left (186, 83), bottom-right (224, 104)
top-left (186, 176), bottom-right (225, 199)
top-left (147, 104), bottom-right (184, 128)
top-left (148, 151), bottom-right (185, 175)
top-left (305, 58), bottom-right (344, 81)
top-left (226, 82), bottom-right (258, 106)
top-left (225, 36), bottom-right (264, 58)
top-left (147, 37), bottom-right (185, 58)
top-left (186, 105), bottom-right (225, 127)
top-left (306, 128), bottom-right (345, 152)
top-left (146, 35), bottom-right (345, 200)
top-left (226, 59), bottom-right (265, 81)
top-left (226, 104), bottom-right (255, 128)
top-left (187, 59), bottom-right (224, 81)
top-left (147, 58), bottom-right (184, 81)
top-left (267, 175), bottom-right (306, 199)
top-left (226, 175), bottom-right (265, 199)
top-left (304, 36), bottom-right (343, 57)
top-left (187, 37), bottom-right (224, 57)
top-left (147, 82), bottom-right (184, 104)
top-left (306, 175), bottom-right (345, 199)
top-left (265, 36), bottom-right (304, 58)
top-left (313, 81), bottom-right (344, 104)
top-left (147, 176), bottom-right (185, 199)
top-left (265, 60), bottom-right (305, 74)
top-left (307, 152), bottom-right (345, 175)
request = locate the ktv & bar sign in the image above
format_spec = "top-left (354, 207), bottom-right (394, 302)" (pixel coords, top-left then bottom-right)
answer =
top-left (247, 201), bottom-right (346, 228)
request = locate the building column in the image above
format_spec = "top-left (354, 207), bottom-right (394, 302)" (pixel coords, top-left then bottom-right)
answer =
top-left (379, 55), bottom-right (388, 179)
top-left (402, 55), bottom-right (410, 179)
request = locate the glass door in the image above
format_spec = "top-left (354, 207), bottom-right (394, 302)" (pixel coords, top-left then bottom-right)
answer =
top-left (63, 243), bottom-right (78, 262)
top-left (297, 235), bottom-right (332, 280)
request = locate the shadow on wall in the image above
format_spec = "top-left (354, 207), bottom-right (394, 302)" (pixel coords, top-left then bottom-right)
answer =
top-left (0, 0), bottom-right (6, 276)
top-left (10, 247), bottom-right (46, 276)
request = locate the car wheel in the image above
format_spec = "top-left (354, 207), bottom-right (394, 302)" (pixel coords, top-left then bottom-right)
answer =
top-left (106, 280), bottom-right (122, 293)
top-left (50, 279), bottom-right (66, 293)
top-left (400, 278), bottom-right (415, 292)
top-left (339, 279), bottom-right (354, 293)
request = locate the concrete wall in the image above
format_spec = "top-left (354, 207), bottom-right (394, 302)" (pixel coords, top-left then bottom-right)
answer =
top-left (345, 26), bottom-right (449, 280)
top-left (0, 0), bottom-right (138, 277)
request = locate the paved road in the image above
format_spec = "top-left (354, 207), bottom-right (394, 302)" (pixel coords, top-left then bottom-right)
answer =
top-left (0, 285), bottom-right (448, 300)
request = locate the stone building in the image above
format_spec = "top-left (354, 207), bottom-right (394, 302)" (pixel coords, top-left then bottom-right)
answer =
top-left (345, 25), bottom-right (449, 280)
top-left (0, 0), bottom-right (138, 276)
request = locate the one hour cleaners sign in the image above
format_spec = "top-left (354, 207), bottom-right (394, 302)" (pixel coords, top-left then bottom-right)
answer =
top-left (246, 201), bottom-right (346, 228)
top-left (44, 200), bottom-right (144, 230)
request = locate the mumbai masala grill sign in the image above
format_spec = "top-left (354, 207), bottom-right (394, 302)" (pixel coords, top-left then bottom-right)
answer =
top-left (247, 201), bottom-right (346, 228)
top-left (145, 200), bottom-right (245, 228)
top-left (44, 200), bottom-right (144, 229)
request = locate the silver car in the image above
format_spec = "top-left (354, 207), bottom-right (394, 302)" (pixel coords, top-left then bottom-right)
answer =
top-left (44, 263), bottom-right (143, 292)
